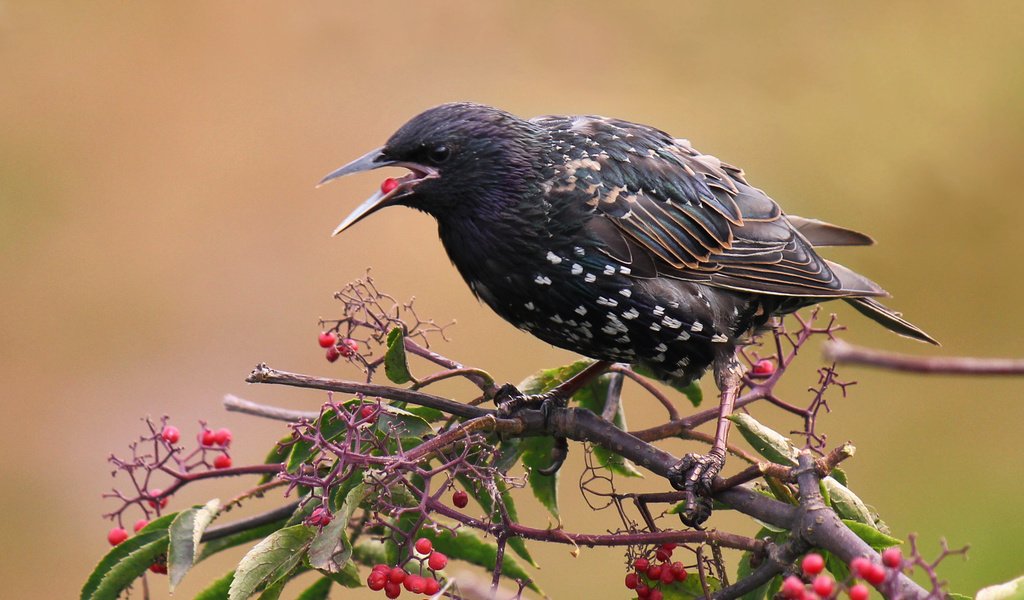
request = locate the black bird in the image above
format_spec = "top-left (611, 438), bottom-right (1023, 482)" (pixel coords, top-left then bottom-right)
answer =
top-left (319, 102), bottom-right (936, 525)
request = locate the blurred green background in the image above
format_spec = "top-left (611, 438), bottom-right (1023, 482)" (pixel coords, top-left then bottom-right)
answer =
top-left (3, 2), bottom-right (1023, 598)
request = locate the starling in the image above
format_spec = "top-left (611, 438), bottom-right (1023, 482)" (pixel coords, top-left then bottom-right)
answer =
top-left (319, 102), bottom-right (936, 525)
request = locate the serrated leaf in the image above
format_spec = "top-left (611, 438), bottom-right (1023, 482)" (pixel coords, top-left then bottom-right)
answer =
top-left (633, 364), bottom-right (703, 407)
top-left (309, 483), bottom-right (371, 572)
top-left (840, 520), bottom-right (902, 550)
top-left (419, 528), bottom-right (540, 593)
top-left (168, 499), bottom-right (222, 590)
top-left (195, 570), bottom-right (234, 600)
top-left (520, 435), bottom-right (559, 519)
top-left (376, 404), bottom-right (434, 438)
top-left (384, 327), bottom-right (413, 384)
top-left (295, 577), bottom-right (333, 600)
top-left (199, 516), bottom-right (290, 562)
top-left (321, 562), bottom-right (362, 588)
top-left (90, 536), bottom-right (169, 600)
top-left (729, 413), bottom-right (799, 466)
top-left (825, 478), bottom-right (874, 526)
top-left (228, 525), bottom-right (316, 600)
top-left (81, 512), bottom-right (176, 600)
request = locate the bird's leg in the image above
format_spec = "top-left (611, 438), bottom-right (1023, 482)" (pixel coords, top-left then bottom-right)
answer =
top-left (495, 360), bottom-right (612, 476)
top-left (668, 352), bottom-right (742, 527)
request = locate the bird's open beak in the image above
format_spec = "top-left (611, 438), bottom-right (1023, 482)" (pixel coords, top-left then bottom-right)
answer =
top-left (318, 147), bottom-right (439, 236)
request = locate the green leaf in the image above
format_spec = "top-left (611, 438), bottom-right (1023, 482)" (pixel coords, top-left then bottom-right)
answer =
top-left (728, 413), bottom-right (799, 466)
top-left (840, 520), bottom-right (902, 550)
top-left (352, 540), bottom-right (388, 568)
top-left (228, 525), bottom-right (316, 600)
top-left (376, 403), bottom-right (434, 439)
top-left (823, 550), bottom-right (850, 580)
top-left (829, 466), bottom-right (848, 487)
top-left (633, 364), bottom-right (703, 407)
top-left (977, 578), bottom-right (1024, 600)
top-left (420, 528), bottom-right (540, 593)
top-left (168, 499), bottom-right (221, 591)
top-left (384, 327), bottom-right (413, 384)
top-left (765, 575), bottom-right (783, 600)
top-left (456, 474), bottom-right (538, 568)
top-left (520, 435), bottom-right (559, 519)
top-left (259, 436), bottom-right (292, 485)
top-left (195, 570), bottom-right (234, 600)
top-left (321, 562), bottom-right (362, 588)
top-left (573, 372), bottom-right (642, 477)
top-left (295, 577), bottom-right (333, 600)
top-left (735, 527), bottom-right (783, 600)
top-left (199, 516), bottom-right (290, 562)
top-left (287, 408), bottom-right (350, 473)
top-left (309, 482), bottom-right (371, 572)
top-left (660, 574), bottom-right (720, 599)
top-left (81, 512), bottom-right (176, 600)
top-left (825, 478), bottom-right (874, 526)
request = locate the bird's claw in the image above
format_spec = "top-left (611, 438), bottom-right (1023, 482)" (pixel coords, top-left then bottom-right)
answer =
top-left (494, 383), bottom-right (570, 475)
top-left (668, 451), bottom-right (725, 527)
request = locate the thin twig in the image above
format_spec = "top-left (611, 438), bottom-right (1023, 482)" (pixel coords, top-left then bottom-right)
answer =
top-left (824, 340), bottom-right (1024, 375)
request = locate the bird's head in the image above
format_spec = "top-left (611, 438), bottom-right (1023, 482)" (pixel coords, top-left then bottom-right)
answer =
top-left (319, 102), bottom-right (542, 236)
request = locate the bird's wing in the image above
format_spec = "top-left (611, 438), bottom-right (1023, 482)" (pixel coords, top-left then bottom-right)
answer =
top-left (539, 115), bottom-right (886, 298)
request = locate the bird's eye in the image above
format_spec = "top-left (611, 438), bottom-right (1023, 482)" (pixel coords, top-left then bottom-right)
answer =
top-left (427, 144), bottom-right (451, 164)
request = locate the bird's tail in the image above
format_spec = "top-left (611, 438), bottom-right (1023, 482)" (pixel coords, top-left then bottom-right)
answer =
top-left (844, 297), bottom-right (939, 345)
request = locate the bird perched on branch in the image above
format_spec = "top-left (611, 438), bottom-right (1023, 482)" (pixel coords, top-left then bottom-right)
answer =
top-left (318, 102), bottom-right (936, 526)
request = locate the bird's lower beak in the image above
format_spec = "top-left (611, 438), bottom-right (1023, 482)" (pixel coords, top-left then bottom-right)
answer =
top-left (318, 147), bottom-right (438, 236)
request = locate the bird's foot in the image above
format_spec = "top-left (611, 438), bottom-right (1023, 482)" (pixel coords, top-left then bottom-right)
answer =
top-left (494, 384), bottom-right (567, 425)
top-left (667, 451), bottom-right (725, 527)
top-left (494, 383), bottom-right (570, 475)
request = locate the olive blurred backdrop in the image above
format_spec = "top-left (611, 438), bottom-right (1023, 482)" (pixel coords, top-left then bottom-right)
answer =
top-left (3, 2), bottom-right (1023, 598)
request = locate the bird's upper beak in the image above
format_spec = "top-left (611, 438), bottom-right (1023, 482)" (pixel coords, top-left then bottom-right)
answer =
top-left (318, 147), bottom-right (439, 236)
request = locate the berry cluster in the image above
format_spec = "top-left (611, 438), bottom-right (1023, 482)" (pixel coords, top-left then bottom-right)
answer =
top-left (199, 426), bottom-right (233, 469)
top-left (365, 538), bottom-right (446, 599)
top-left (780, 549), bottom-right (905, 600)
top-left (623, 544), bottom-right (688, 600)
top-left (318, 331), bottom-right (360, 363)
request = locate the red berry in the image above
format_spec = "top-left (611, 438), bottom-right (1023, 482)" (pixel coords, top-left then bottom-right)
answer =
top-left (647, 564), bottom-right (662, 580)
top-left (424, 577), bottom-right (440, 594)
top-left (649, 590), bottom-right (663, 600)
top-left (381, 177), bottom-right (399, 194)
top-left (326, 346), bottom-right (342, 362)
top-left (850, 557), bottom-right (872, 579)
top-left (133, 519), bottom-right (149, 533)
top-left (147, 489), bottom-right (169, 509)
top-left (367, 570), bottom-right (387, 590)
top-left (659, 567), bottom-right (675, 584)
top-left (655, 547), bottom-right (671, 562)
top-left (882, 547), bottom-right (902, 569)
top-left (213, 454), bottom-right (232, 469)
top-left (415, 537), bottom-right (433, 555)
top-left (625, 572), bottom-right (639, 589)
top-left (405, 574), bottom-right (426, 593)
top-left (634, 557), bottom-right (650, 572)
top-left (782, 575), bottom-right (805, 599)
top-left (813, 575), bottom-right (834, 597)
top-left (661, 542), bottom-right (677, 551)
top-left (384, 579), bottom-right (402, 598)
top-left (338, 338), bottom-right (359, 357)
top-left (864, 563), bottom-right (886, 585)
top-left (388, 567), bottom-right (406, 584)
top-left (107, 527), bottom-right (129, 546)
top-left (670, 561), bottom-right (687, 581)
top-left (751, 359), bottom-right (776, 377)
top-left (802, 553), bottom-right (825, 576)
top-left (149, 562), bottom-right (168, 575)
top-left (372, 563), bottom-right (390, 573)
top-left (318, 331), bottom-right (338, 348)
top-left (308, 506), bottom-right (332, 527)
top-left (213, 428), bottom-right (232, 447)
top-left (849, 583), bottom-right (869, 600)
top-left (428, 551), bottom-right (448, 571)
top-left (161, 426), bottom-right (180, 444)
top-left (201, 429), bottom-right (217, 446)
top-left (636, 583), bottom-right (650, 598)
top-left (452, 490), bottom-right (468, 508)
top-left (360, 405), bottom-right (377, 422)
